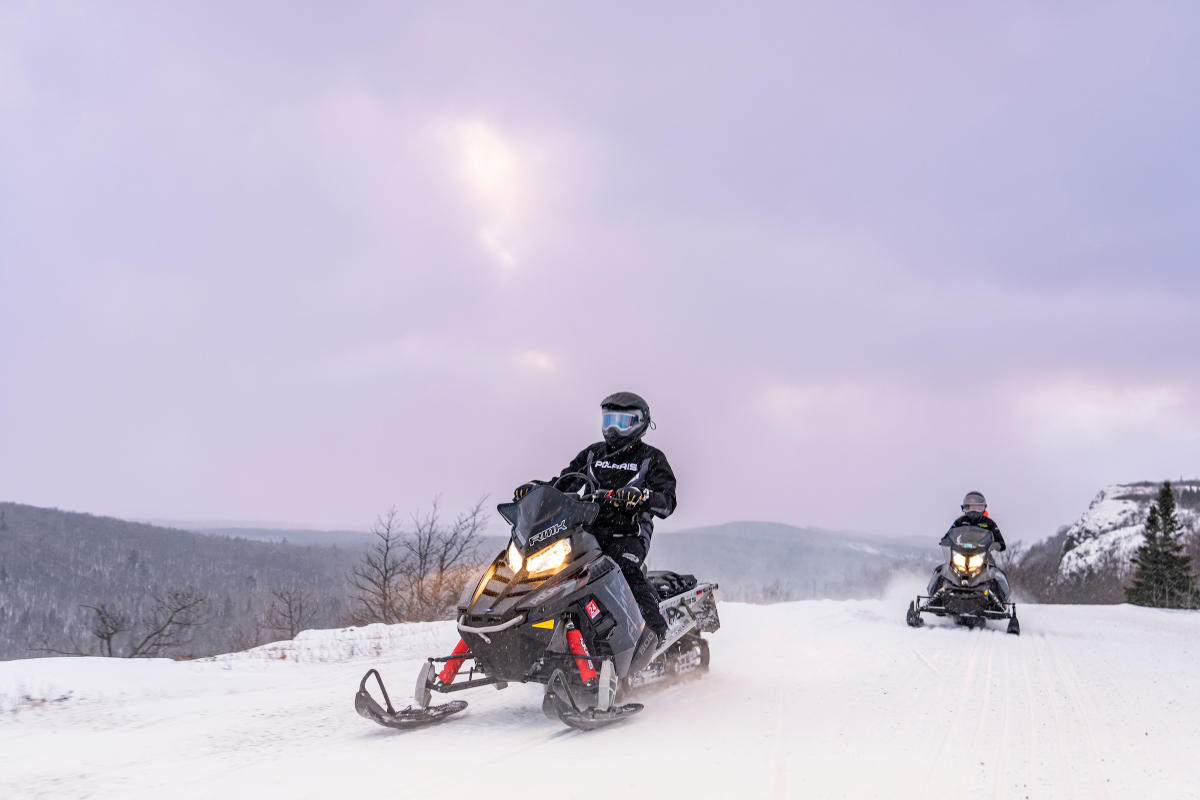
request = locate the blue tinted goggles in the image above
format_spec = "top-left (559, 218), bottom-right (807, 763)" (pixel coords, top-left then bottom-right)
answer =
top-left (602, 410), bottom-right (642, 431)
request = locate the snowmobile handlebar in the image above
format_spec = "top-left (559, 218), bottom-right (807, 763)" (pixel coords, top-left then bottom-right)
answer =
top-left (551, 471), bottom-right (600, 495)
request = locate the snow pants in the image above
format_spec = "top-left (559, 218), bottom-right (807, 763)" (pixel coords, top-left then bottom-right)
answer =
top-left (600, 535), bottom-right (669, 638)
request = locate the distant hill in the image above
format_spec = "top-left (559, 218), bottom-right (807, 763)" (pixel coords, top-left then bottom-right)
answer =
top-left (649, 522), bottom-right (936, 601)
top-left (195, 527), bottom-right (378, 549)
top-left (0, 502), bottom-right (360, 661)
top-left (201, 519), bottom-right (938, 602)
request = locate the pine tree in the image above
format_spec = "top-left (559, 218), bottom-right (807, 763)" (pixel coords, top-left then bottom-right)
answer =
top-left (1126, 482), bottom-right (1199, 608)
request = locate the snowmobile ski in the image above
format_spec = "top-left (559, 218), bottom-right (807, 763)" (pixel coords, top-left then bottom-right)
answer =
top-left (355, 669), bottom-right (467, 730)
top-left (541, 669), bottom-right (643, 731)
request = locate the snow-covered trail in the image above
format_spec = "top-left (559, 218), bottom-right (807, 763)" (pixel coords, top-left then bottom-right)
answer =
top-left (2, 599), bottom-right (1197, 799)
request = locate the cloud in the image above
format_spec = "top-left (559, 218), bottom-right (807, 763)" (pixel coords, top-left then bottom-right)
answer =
top-left (514, 350), bottom-right (556, 372)
top-left (1012, 377), bottom-right (1200, 446)
top-left (437, 119), bottom-right (532, 269)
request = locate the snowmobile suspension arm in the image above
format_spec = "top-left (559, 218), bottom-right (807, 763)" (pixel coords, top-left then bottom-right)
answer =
top-left (429, 676), bottom-right (502, 694)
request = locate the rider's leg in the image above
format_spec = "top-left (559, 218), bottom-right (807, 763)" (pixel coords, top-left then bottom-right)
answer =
top-left (603, 536), bottom-right (669, 638)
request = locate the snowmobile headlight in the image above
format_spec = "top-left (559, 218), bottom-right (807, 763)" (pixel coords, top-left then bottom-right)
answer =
top-left (507, 542), bottom-right (524, 573)
top-left (471, 564), bottom-right (496, 608)
top-left (525, 539), bottom-right (572, 577)
top-left (951, 552), bottom-right (968, 572)
top-left (967, 554), bottom-right (985, 572)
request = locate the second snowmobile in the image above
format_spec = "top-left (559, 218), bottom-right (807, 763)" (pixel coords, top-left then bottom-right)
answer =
top-left (907, 524), bottom-right (1019, 635)
top-left (354, 474), bottom-right (720, 731)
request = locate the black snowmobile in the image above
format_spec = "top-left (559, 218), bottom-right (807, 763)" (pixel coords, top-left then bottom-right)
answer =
top-left (907, 524), bottom-right (1019, 635)
top-left (354, 474), bottom-right (720, 731)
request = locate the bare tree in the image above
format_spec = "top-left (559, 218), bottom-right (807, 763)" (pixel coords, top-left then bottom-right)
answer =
top-left (127, 590), bottom-right (208, 658)
top-left (266, 585), bottom-right (318, 639)
top-left (349, 508), bottom-right (406, 624)
top-left (83, 603), bottom-right (131, 657)
top-left (349, 499), bottom-right (487, 624)
top-left (398, 498), bottom-right (486, 621)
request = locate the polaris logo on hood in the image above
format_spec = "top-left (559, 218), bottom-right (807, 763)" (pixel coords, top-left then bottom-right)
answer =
top-left (529, 520), bottom-right (568, 546)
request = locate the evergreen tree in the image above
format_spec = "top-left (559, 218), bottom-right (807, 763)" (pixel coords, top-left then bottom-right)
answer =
top-left (1126, 482), bottom-right (1199, 608)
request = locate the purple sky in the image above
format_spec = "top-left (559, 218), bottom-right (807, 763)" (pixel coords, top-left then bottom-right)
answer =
top-left (2, 3), bottom-right (1198, 542)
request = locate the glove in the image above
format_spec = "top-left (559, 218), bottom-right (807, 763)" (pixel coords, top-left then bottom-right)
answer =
top-left (514, 482), bottom-right (537, 500)
top-left (606, 486), bottom-right (645, 510)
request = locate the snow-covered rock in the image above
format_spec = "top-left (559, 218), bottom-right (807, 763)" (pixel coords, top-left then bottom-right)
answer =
top-left (1057, 481), bottom-right (1200, 580)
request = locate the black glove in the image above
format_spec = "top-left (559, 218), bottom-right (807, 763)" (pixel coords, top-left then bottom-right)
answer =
top-left (605, 486), bottom-right (645, 510)
top-left (514, 482), bottom-right (537, 500)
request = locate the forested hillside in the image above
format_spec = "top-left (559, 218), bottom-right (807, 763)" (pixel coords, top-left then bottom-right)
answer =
top-left (0, 503), bottom-right (359, 660)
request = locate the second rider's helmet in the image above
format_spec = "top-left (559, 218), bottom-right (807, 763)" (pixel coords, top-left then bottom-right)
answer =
top-left (601, 391), bottom-right (651, 449)
top-left (961, 491), bottom-right (988, 521)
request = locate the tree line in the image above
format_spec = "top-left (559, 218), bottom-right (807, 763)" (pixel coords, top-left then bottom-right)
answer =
top-left (0, 499), bottom-right (490, 660)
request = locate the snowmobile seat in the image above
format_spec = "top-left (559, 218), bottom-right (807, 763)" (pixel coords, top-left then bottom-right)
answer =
top-left (647, 570), bottom-right (698, 599)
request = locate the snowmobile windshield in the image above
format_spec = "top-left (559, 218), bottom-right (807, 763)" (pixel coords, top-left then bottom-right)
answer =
top-left (945, 525), bottom-right (995, 553)
top-left (496, 485), bottom-right (598, 555)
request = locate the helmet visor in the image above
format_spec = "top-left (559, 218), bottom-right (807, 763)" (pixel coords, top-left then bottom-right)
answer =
top-left (602, 410), bottom-right (642, 432)
top-left (962, 503), bottom-right (986, 513)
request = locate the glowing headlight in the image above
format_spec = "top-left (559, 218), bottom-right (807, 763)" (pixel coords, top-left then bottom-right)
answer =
top-left (471, 564), bottom-right (496, 608)
top-left (525, 539), bottom-right (572, 577)
top-left (506, 542), bottom-right (524, 573)
top-left (952, 551), bottom-right (985, 574)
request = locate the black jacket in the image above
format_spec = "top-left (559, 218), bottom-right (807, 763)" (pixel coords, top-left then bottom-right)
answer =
top-left (944, 513), bottom-right (1006, 551)
top-left (554, 440), bottom-right (677, 546)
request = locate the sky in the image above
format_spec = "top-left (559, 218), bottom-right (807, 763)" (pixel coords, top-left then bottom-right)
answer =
top-left (1, 2), bottom-right (1198, 542)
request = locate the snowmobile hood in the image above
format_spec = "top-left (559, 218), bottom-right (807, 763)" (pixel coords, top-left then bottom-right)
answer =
top-left (496, 485), bottom-right (599, 555)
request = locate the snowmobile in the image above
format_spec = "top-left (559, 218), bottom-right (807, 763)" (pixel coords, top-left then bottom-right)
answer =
top-left (354, 474), bottom-right (720, 731)
top-left (906, 524), bottom-right (1019, 635)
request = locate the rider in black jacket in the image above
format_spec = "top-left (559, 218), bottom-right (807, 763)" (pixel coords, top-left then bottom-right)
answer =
top-left (515, 392), bottom-right (676, 641)
top-left (941, 491), bottom-right (1006, 551)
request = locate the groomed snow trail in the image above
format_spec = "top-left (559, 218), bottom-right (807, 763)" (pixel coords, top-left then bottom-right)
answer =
top-left (1, 600), bottom-right (1196, 799)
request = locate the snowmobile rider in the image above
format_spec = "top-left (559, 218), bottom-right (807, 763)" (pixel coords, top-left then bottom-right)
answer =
top-left (513, 391), bottom-right (677, 643)
top-left (942, 491), bottom-right (1006, 552)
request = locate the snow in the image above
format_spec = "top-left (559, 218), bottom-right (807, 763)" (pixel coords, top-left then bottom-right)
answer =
top-left (3, 599), bottom-right (1199, 799)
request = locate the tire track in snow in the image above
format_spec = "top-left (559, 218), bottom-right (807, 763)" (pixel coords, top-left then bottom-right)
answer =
top-left (1044, 635), bottom-right (1111, 798)
top-left (1028, 633), bottom-right (1079, 797)
top-left (918, 626), bottom-right (986, 794)
top-left (991, 635), bottom-right (1016, 798)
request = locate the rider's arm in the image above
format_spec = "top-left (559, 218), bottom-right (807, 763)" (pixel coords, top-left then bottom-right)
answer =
top-left (643, 451), bottom-right (677, 519)
top-left (990, 522), bottom-right (1007, 551)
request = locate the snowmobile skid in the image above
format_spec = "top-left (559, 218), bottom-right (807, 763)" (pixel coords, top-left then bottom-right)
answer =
top-left (542, 667), bottom-right (644, 731)
top-left (908, 593), bottom-right (1020, 635)
top-left (354, 669), bottom-right (468, 730)
top-left (354, 476), bottom-right (721, 732)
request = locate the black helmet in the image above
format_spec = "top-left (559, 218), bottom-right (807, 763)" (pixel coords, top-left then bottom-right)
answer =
top-left (961, 491), bottom-right (987, 520)
top-left (600, 391), bottom-right (650, 448)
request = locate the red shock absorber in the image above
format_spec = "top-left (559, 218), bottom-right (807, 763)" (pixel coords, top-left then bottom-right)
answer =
top-left (438, 639), bottom-right (471, 685)
top-left (566, 626), bottom-right (597, 685)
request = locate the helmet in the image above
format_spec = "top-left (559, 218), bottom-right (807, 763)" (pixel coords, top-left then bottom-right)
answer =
top-left (961, 491), bottom-right (987, 517)
top-left (600, 391), bottom-right (650, 448)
